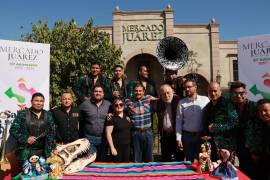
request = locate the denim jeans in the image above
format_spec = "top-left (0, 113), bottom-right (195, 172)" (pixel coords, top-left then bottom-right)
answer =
top-left (86, 135), bottom-right (107, 162)
top-left (132, 130), bottom-right (153, 162)
top-left (182, 131), bottom-right (201, 162)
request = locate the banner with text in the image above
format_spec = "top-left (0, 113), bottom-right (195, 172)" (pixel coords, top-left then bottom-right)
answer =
top-left (238, 34), bottom-right (270, 101)
top-left (0, 40), bottom-right (50, 116)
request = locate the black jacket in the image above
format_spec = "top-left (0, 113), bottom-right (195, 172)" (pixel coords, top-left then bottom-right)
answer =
top-left (51, 106), bottom-right (81, 143)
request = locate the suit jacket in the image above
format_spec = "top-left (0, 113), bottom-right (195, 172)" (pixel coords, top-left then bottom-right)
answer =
top-left (155, 95), bottom-right (180, 134)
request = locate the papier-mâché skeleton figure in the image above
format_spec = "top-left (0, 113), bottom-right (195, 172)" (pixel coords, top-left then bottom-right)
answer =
top-left (47, 138), bottom-right (96, 177)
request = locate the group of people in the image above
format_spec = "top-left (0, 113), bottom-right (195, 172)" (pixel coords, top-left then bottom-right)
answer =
top-left (6, 62), bottom-right (270, 179)
top-left (202, 81), bottom-right (270, 179)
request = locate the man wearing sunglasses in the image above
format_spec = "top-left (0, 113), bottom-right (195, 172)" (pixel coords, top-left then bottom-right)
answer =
top-left (230, 81), bottom-right (261, 179)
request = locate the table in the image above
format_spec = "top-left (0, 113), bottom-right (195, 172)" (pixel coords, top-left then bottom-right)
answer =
top-left (63, 162), bottom-right (250, 180)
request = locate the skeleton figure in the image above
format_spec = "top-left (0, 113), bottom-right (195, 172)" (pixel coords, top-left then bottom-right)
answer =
top-left (199, 142), bottom-right (213, 172)
top-left (47, 138), bottom-right (96, 176)
top-left (22, 155), bottom-right (47, 177)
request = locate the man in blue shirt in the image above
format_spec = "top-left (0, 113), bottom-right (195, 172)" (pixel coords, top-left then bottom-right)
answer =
top-left (176, 79), bottom-right (209, 162)
top-left (79, 85), bottom-right (111, 161)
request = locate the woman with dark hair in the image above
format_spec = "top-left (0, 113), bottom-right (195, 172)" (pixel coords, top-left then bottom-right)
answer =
top-left (256, 99), bottom-right (270, 179)
top-left (106, 98), bottom-right (131, 162)
top-left (9, 92), bottom-right (55, 163)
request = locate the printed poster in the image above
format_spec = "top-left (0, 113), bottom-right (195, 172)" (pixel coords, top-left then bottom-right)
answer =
top-left (238, 34), bottom-right (270, 101)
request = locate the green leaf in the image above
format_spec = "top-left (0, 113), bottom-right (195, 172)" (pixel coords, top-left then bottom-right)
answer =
top-left (22, 18), bottom-right (123, 107)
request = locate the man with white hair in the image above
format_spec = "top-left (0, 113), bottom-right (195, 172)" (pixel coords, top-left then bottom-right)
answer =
top-left (155, 84), bottom-right (183, 161)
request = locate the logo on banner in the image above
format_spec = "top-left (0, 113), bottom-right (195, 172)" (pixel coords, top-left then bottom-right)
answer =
top-left (4, 78), bottom-right (37, 110)
top-left (249, 72), bottom-right (270, 99)
top-left (0, 40), bottom-right (50, 114)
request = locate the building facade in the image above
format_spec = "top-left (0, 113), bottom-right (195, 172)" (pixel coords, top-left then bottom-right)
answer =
top-left (97, 5), bottom-right (238, 95)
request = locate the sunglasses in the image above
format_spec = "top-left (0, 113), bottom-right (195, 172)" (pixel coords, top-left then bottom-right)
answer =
top-left (114, 103), bottom-right (124, 108)
top-left (232, 91), bottom-right (246, 97)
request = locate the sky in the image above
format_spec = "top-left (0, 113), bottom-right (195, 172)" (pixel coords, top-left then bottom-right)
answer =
top-left (0, 0), bottom-right (269, 41)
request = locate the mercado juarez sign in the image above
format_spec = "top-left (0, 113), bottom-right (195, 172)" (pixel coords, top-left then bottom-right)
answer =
top-left (122, 24), bottom-right (164, 43)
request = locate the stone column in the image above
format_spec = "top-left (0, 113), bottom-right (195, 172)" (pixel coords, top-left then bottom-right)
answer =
top-left (164, 5), bottom-right (174, 37)
top-left (112, 6), bottom-right (122, 47)
top-left (209, 18), bottom-right (220, 81)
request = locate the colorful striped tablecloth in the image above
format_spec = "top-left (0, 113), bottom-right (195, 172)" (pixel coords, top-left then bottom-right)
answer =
top-left (63, 161), bottom-right (205, 180)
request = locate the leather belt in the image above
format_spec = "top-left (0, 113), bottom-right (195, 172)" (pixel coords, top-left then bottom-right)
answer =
top-left (182, 130), bottom-right (202, 136)
top-left (134, 127), bottom-right (151, 132)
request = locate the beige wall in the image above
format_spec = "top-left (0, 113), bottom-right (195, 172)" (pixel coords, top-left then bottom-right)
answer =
top-left (96, 7), bottom-right (238, 90)
top-left (219, 41), bottom-right (238, 88)
top-left (174, 25), bottom-right (212, 81)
